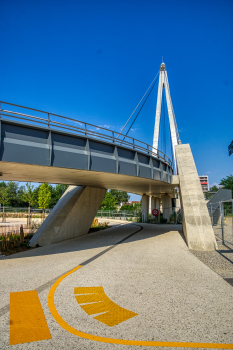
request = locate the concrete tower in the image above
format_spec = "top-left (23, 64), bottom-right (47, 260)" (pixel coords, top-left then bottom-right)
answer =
top-left (153, 63), bottom-right (181, 174)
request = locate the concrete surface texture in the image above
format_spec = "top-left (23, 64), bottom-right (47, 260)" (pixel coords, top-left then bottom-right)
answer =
top-left (161, 194), bottom-right (172, 221)
top-left (141, 194), bottom-right (149, 222)
top-left (0, 223), bottom-right (232, 349)
top-left (175, 144), bottom-right (217, 251)
top-left (30, 185), bottom-right (106, 247)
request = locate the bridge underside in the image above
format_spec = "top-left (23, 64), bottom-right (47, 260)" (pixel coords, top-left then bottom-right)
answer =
top-left (0, 161), bottom-right (178, 196)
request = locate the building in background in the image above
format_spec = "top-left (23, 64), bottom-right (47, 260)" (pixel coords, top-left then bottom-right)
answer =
top-left (199, 175), bottom-right (209, 192)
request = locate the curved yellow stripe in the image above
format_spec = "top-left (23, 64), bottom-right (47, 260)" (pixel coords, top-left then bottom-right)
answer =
top-left (48, 265), bottom-right (233, 349)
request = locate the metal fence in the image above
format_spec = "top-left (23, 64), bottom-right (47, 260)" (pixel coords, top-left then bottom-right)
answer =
top-left (0, 207), bottom-right (51, 224)
top-left (0, 101), bottom-right (172, 166)
top-left (96, 207), bottom-right (182, 224)
top-left (96, 210), bottom-right (138, 221)
top-left (208, 200), bottom-right (233, 246)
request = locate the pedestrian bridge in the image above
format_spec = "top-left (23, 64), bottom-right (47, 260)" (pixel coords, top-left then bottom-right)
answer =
top-left (0, 101), bottom-right (217, 251)
top-left (0, 101), bottom-right (176, 196)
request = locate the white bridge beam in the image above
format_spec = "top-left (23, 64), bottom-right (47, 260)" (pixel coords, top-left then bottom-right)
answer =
top-left (152, 63), bottom-right (180, 174)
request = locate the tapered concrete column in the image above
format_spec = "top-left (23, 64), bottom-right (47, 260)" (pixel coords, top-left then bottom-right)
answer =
top-left (162, 195), bottom-right (172, 222)
top-left (142, 195), bottom-right (149, 223)
top-left (175, 144), bottom-right (217, 251)
top-left (30, 185), bottom-right (107, 247)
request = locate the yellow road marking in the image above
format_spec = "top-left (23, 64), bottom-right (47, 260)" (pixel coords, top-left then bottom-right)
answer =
top-left (48, 265), bottom-right (233, 348)
top-left (10, 290), bottom-right (51, 345)
top-left (74, 286), bottom-right (137, 326)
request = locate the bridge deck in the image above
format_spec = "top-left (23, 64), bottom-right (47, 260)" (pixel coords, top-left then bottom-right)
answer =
top-left (0, 119), bottom-right (175, 195)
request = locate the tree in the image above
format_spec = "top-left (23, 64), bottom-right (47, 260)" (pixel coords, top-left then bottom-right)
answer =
top-left (21, 183), bottom-right (37, 207)
top-left (0, 187), bottom-right (10, 222)
top-left (220, 175), bottom-right (233, 198)
top-left (38, 183), bottom-right (51, 220)
top-left (49, 184), bottom-right (69, 208)
top-left (209, 185), bottom-right (219, 192)
top-left (109, 190), bottom-right (130, 204)
top-left (7, 181), bottom-right (20, 207)
top-left (21, 183), bottom-right (37, 225)
top-left (99, 192), bottom-right (117, 210)
top-left (120, 204), bottom-right (134, 211)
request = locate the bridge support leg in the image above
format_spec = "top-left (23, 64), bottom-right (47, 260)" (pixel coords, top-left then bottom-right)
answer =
top-left (162, 195), bottom-right (172, 222)
top-left (175, 144), bottom-right (217, 251)
top-left (142, 195), bottom-right (149, 223)
top-left (30, 185), bottom-right (107, 247)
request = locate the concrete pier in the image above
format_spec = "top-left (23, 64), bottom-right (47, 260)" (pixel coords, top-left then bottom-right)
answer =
top-left (175, 144), bottom-right (217, 251)
top-left (142, 195), bottom-right (149, 222)
top-left (162, 195), bottom-right (172, 222)
top-left (30, 185), bottom-right (106, 247)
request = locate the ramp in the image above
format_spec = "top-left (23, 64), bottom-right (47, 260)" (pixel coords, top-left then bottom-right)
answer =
top-left (175, 144), bottom-right (217, 251)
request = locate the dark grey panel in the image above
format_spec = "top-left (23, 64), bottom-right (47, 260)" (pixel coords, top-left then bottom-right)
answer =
top-left (163, 172), bottom-right (168, 182)
top-left (162, 163), bottom-right (167, 171)
top-left (89, 140), bottom-right (114, 155)
top-left (52, 150), bottom-right (88, 170)
top-left (118, 161), bottom-right (137, 176)
top-left (90, 156), bottom-right (116, 173)
top-left (138, 154), bottom-right (150, 165)
top-left (2, 123), bottom-right (48, 144)
top-left (117, 148), bottom-right (135, 160)
top-left (153, 169), bottom-right (161, 181)
top-left (1, 143), bottom-right (49, 166)
top-left (52, 133), bottom-right (86, 149)
top-left (139, 165), bottom-right (151, 179)
top-left (152, 159), bottom-right (160, 168)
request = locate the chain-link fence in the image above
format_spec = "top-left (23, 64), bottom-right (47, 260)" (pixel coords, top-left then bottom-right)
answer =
top-left (208, 200), bottom-right (233, 246)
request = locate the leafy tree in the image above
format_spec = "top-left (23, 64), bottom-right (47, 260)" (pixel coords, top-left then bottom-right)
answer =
top-left (21, 183), bottom-right (37, 225)
top-left (21, 183), bottom-right (37, 206)
top-left (0, 187), bottom-right (10, 222)
top-left (109, 190), bottom-right (130, 204)
top-left (38, 183), bottom-right (51, 220)
top-left (7, 181), bottom-right (20, 207)
top-left (209, 185), bottom-right (219, 192)
top-left (120, 204), bottom-right (134, 211)
top-left (220, 175), bottom-right (233, 197)
top-left (99, 192), bottom-right (117, 210)
top-left (49, 184), bottom-right (69, 208)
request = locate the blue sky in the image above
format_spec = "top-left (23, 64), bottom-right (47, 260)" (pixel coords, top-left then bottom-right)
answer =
top-left (0, 0), bottom-right (232, 200)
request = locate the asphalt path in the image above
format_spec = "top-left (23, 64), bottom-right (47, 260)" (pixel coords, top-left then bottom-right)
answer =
top-left (0, 223), bottom-right (233, 349)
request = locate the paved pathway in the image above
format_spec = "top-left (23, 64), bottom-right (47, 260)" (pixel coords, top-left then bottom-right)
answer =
top-left (0, 223), bottom-right (233, 349)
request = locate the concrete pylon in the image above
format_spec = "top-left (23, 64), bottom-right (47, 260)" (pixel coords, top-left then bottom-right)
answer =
top-left (162, 195), bottom-right (172, 222)
top-left (142, 195), bottom-right (149, 222)
top-left (175, 144), bottom-right (217, 251)
top-left (30, 185), bottom-right (107, 247)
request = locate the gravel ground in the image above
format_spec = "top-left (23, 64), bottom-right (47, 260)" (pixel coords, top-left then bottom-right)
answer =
top-left (191, 242), bottom-right (233, 282)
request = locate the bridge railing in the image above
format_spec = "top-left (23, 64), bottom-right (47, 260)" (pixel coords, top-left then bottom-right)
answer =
top-left (0, 101), bottom-right (172, 166)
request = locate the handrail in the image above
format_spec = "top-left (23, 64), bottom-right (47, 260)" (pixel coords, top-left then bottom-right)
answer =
top-left (0, 101), bottom-right (172, 166)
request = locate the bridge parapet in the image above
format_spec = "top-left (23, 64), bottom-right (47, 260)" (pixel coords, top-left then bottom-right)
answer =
top-left (0, 101), bottom-right (171, 166)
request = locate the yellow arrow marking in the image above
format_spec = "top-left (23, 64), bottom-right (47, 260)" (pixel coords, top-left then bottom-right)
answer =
top-left (74, 286), bottom-right (137, 326)
top-left (48, 265), bottom-right (233, 348)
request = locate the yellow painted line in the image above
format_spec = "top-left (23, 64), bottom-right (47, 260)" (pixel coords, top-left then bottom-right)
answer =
top-left (48, 265), bottom-right (233, 348)
top-left (74, 286), bottom-right (137, 326)
top-left (10, 290), bottom-right (51, 345)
